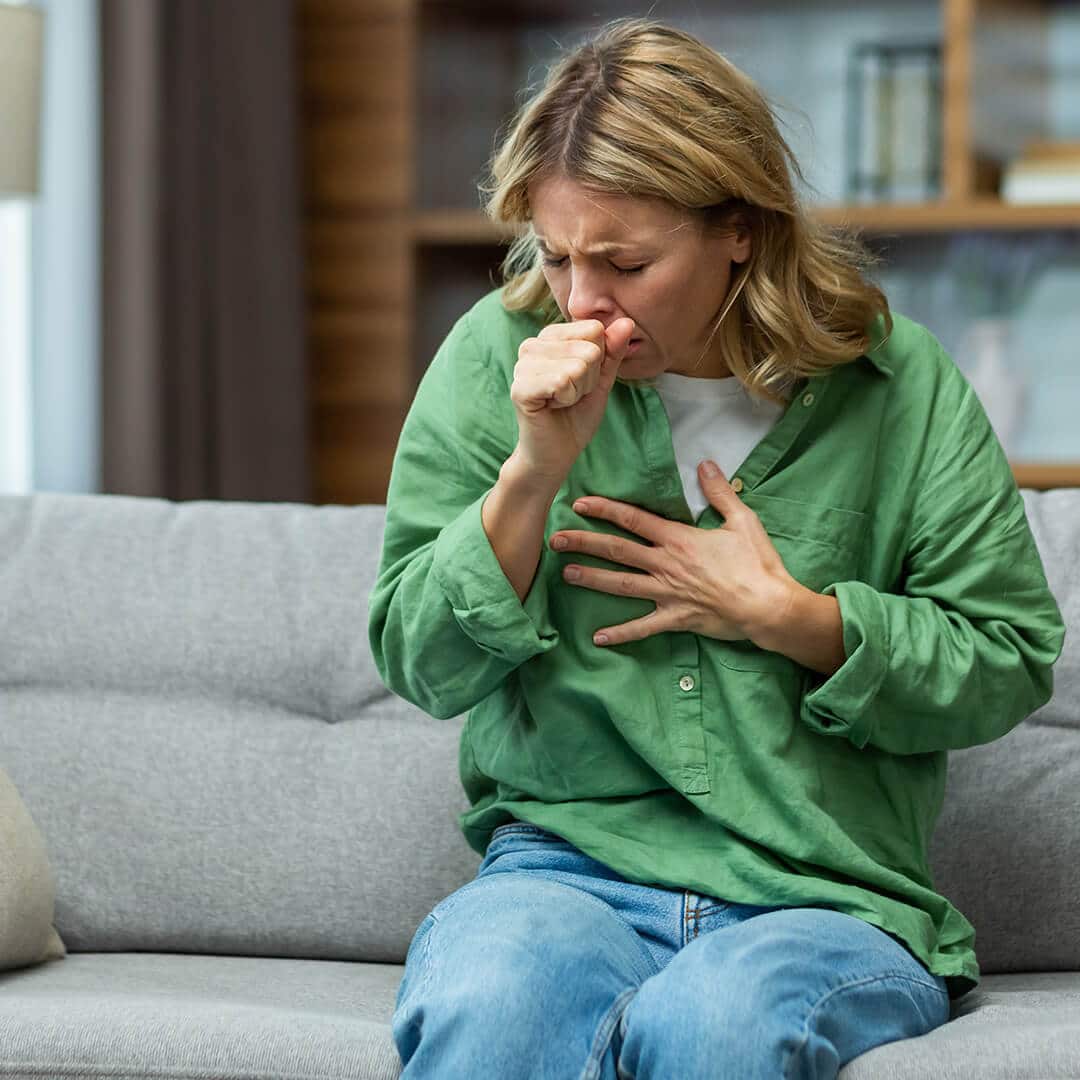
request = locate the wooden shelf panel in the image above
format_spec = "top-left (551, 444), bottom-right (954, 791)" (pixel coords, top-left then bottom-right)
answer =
top-left (816, 200), bottom-right (1080, 232)
top-left (1012, 464), bottom-right (1080, 491)
top-left (413, 203), bottom-right (1080, 246)
top-left (411, 209), bottom-right (520, 245)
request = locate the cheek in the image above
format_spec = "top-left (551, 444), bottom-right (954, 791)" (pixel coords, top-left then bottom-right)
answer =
top-left (542, 272), bottom-right (570, 312)
top-left (636, 272), bottom-right (683, 318)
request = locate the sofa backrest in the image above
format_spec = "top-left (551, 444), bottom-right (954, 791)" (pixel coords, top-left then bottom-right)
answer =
top-left (928, 487), bottom-right (1079, 975)
top-left (0, 493), bottom-right (480, 965)
top-left (0, 488), bottom-right (1076, 972)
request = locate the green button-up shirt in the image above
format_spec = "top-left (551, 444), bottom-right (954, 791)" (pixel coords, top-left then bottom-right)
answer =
top-left (368, 287), bottom-right (1066, 1000)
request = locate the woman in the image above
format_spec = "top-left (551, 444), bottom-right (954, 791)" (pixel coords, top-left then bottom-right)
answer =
top-left (368, 17), bottom-right (1065, 1079)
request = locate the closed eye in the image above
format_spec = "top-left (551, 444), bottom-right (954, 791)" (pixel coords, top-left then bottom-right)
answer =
top-left (541, 256), bottom-right (645, 277)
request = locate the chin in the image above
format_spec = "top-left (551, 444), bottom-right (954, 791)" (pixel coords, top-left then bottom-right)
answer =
top-left (615, 356), bottom-right (639, 377)
top-left (617, 362), bottom-right (660, 383)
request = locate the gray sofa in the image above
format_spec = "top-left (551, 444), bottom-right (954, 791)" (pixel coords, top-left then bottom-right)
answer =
top-left (0, 488), bottom-right (1076, 1080)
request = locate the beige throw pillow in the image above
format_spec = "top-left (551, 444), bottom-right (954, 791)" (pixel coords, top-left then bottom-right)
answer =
top-left (0, 767), bottom-right (66, 970)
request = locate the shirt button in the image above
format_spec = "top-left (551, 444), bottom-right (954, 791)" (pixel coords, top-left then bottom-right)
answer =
top-left (731, 477), bottom-right (743, 493)
top-left (679, 674), bottom-right (695, 692)
top-left (802, 392), bottom-right (815, 407)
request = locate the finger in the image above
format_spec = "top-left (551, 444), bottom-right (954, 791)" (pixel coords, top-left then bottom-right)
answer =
top-left (512, 369), bottom-right (570, 414)
top-left (697, 460), bottom-right (747, 520)
top-left (549, 530), bottom-right (661, 573)
top-left (574, 348), bottom-right (601, 399)
top-left (551, 370), bottom-right (582, 407)
top-left (561, 565), bottom-right (665, 602)
top-left (537, 319), bottom-right (605, 344)
top-left (549, 353), bottom-right (597, 408)
top-left (592, 609), bottom-right (672, 647)
top-left (572, 497), bottom-right (669, 545)
top-left (605, 317), bottom-right (636, 356)
top-left (601, 317), bottom-right (637, 378)
top-left (551, 344), bottom-right (604, 407)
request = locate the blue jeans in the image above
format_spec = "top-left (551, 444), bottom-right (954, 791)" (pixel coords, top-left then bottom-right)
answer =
top-left (392, 822), bottom-right (951, 1079)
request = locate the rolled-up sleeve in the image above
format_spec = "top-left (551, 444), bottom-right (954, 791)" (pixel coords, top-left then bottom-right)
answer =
top-left (367, 311), bottom-right (560, 721)
top-left (431, 489), bottom-right (559, 663)
top-left (800, 366), bottom-right (1066, 755)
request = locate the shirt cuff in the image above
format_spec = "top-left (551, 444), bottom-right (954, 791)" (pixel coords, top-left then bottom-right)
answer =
top-left (430, 488), bottom-right (560, 666)
top-left (800, 580), bottom-right (890, 749)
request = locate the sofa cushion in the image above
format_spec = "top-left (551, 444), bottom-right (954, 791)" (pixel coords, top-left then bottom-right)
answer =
top-left (0, 952), bottom-right (403, 1080)
top-left (0, 767), bottom-right (65, 973)
top-left (0, 953), bottom-right (1075, 1079)
top-left (842, 972), bottom-right (1080, 1078)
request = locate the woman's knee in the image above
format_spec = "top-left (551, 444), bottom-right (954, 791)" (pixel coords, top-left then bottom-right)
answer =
top-left (615, 907), bottom-right (950, 1080)
top-left (393, 873), bottom-right (655, 1076)
top-left (397, 872), bottom-right (656, 1019)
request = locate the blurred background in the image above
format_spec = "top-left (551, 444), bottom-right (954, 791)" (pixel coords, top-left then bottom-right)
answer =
top-left (1, 0), bottom-right (1078, 506)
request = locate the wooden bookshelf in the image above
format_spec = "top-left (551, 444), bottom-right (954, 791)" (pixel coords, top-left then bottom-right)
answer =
top-left (299, 0), bottom-right (1080, 504)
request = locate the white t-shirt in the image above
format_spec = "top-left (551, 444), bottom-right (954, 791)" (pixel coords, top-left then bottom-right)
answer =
top-left (651, 371), bottom-right (785, 522)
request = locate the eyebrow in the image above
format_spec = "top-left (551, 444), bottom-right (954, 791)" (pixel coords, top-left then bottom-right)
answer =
top-left (534, 236), bottom-right (644, 255)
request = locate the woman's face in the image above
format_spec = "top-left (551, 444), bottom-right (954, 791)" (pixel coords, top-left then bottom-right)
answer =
top-left (528, 173), bottom-right (751, 380)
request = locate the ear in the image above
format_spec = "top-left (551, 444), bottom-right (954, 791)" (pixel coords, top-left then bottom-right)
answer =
top-left (729, 213), bottom-right (752, 265)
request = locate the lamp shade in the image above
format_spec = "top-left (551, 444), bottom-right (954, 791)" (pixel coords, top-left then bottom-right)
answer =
top-left (0, 3), bottom-right (44, 196)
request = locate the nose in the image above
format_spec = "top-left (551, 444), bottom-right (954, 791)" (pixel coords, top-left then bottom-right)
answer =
top-left (565, 267), bottom-right (617, 323)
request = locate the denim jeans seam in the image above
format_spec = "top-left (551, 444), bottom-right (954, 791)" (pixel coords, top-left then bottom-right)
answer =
top-left (413, 911), bottom-right (441, 1004)
top-left (491, 824), bottom-right (555, 840)
top-left (681, 891), bottom-right (695, 946)
top-left (684, 898), bottom-right (730, 939)
top-left (487, 828), bottom-right (573, 851)
top-left (393, 911), bottom-right (441, 1048)
top-left (695, 903), bottom-right (730, 916)
top-left (424, 876), bottom-right (486, 925)
top-left (782, 970), bottom-right (951, 1080)
top-left (580, 984), bottom-right (638, 1080)
top-left (411, 878), bottom-right (496, 1005)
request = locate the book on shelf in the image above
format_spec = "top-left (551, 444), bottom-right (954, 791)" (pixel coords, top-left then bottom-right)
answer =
top-left (888, 60), bottom-right (937, 202)
top-left (1001, 140), bottom-right (1080, 205)
top-left (846, 41), bottom-right (942, 205)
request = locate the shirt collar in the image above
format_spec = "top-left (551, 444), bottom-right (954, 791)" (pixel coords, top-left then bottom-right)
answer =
top-left (860, 312), bottom-right (895, 378)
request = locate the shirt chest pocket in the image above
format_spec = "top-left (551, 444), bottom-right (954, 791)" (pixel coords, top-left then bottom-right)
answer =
top-left (713, 494), bottom-right (867, 673)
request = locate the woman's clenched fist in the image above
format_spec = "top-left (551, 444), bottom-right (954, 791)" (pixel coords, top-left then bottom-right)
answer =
top-left (510, 317), bottom-right (636, 482)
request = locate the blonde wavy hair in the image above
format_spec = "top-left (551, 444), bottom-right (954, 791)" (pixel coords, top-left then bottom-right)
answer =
top-left (478, 17), bottom-right (892, 406)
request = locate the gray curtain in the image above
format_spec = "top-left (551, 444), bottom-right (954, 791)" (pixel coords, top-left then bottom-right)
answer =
top-left (101, 0), bottom-right (309, 502)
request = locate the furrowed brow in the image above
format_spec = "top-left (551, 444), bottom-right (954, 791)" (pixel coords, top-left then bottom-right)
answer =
top-left (535, 236), bottom-right (642, 255)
